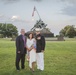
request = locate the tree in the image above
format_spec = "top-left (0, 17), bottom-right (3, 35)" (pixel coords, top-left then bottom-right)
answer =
top-left (0, 23), bottom-right (18, 38)
top-left (59, 25), bottom-right (76, 38)
top-left (66, 26), bottom-right (75, 38)
top-left (75, 28), bottom-right (76, 36)
top-left (59, 29), bottom-right (65, 36)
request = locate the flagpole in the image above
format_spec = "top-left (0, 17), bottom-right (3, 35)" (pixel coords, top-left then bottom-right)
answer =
top-left (35, 7), bottom-right (41, 20)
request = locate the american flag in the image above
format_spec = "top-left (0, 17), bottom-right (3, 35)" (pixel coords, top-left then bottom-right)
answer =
top-left (32, 6), bottom-right (36, 16)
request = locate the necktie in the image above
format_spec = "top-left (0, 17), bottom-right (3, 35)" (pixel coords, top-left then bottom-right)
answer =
top-left (22, 35), bottom-right (26, 47)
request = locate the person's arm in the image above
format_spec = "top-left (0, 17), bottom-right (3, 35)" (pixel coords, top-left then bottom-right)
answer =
top-left (41, 36), bottom-right (45, 52)
top-left (29, 44), bottom-right (34, 51)
top-left (26, 46), bottom-right (31, 51)
top-left (33, 39), bottom-right (36, 50)
top-left (28, 44), bottom-right (35, 51)
top-left (16, 37), bottom-right (21, 53)
top-left (26, 39), bottom-right (30, 51)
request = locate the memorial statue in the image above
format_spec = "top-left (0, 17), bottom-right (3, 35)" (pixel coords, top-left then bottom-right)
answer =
top-left (26, 6), bottom-right (54, 37)
top-left (31, 19), bottom-right (47, 31)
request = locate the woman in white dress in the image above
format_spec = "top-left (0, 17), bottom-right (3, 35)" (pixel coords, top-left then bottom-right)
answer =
top-left (26, 33), bottom-right (36, 72)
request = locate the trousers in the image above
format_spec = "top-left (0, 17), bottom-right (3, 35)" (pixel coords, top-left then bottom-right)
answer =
top-left (36, 52), bottom-right (44, 70)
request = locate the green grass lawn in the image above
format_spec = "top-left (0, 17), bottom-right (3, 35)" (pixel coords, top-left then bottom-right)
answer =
top-left (0, 38), bottom-right (76, 75)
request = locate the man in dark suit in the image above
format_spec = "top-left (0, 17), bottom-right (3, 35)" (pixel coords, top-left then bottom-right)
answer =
top-left (15, 29), bottom-right (27, 71)
top-left (35, 28), bottom-right (45, 71)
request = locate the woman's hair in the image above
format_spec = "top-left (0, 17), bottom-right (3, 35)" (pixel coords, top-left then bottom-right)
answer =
top-left (28, 33), bottom-right (34, 39)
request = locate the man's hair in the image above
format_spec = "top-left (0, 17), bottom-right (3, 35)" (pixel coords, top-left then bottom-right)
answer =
top-left (21, 29), bottom-right (25, 31)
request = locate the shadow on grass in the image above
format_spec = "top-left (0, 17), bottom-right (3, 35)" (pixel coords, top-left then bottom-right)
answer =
top-left (1, 67), bottom-right (75, 75)
top-left (1, 69), bottom-right (50, 75)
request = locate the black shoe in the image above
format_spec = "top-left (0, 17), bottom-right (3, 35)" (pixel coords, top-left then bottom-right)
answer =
top-left (22, 68), bottom-right (25, 69)
top-left (21, 66), bottom-right (25, 69)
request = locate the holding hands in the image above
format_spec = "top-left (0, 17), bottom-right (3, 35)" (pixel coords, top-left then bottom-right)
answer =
top-left (26, 45), bottom-right (36, 52)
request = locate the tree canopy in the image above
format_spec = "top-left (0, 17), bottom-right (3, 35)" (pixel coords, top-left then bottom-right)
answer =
top-left (59, 25), bottom-right (76, 38)
top-left (0, 23), bottom-right (18, 38)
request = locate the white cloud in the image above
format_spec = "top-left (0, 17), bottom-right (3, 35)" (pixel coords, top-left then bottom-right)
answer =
top-left (11, 15), bottom-right (20, 21)
top-left (60, 0), bottom-right (76, 16)
top-left (0, 14), bottom-right (5, 18)
top-left (0, 0), bottom-right (42, 4)
top-left (0, 0), bottom-right (20, 4)
top-left (11, 15), bottom-right (34, 23)
top-left (61, 0), bottom-right (76, 4)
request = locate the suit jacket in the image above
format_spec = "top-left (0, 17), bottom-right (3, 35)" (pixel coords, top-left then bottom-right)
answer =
top-left (36, 34), bottom-right (45, 53)
top-left (16, 35), bottom-right (27, 54)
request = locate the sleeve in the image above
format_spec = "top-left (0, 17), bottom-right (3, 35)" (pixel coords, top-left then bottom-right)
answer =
top-left (26, 39), bottom-right (28, 47)
top-left (33, 39), bottom-right (36, 49)
top-left (41, 36), bottom-right (45, 50)
top-left (16, 36), bottom-right (20, 51)
top-left (25, 36), bottom-right (27, 46)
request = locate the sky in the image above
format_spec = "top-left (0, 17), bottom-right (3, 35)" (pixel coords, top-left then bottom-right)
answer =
top-left (0, 0), bottom-right (76, 35)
